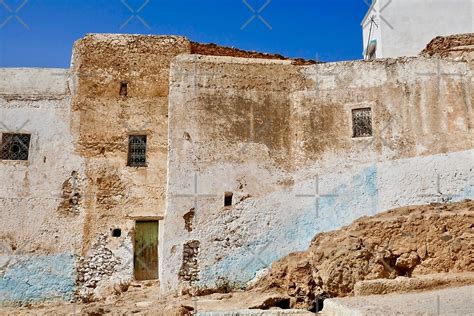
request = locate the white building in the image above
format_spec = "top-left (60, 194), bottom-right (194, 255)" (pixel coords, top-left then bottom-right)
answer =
top-left (362, 0), bottom-right (474, 59)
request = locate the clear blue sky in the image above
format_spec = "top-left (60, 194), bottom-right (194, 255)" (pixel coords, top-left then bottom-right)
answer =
top-left (0, 0), bottom-right (369, 68)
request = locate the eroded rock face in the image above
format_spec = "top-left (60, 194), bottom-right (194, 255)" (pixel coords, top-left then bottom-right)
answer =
top-left (253, 200), bottom-right (474, 309)
top-left (421, 33), bottom-right (474, 60)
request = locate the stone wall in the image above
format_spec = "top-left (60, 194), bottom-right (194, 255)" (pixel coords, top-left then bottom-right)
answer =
top-left (163, 54), bottom-right (473, 293)
top-left (69, 34), bottom-right (191, 297)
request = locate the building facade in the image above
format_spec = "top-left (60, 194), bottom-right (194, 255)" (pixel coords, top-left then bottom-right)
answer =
top-left (362, 0), bottom-right (473, 59)
top-left (0, 33), bottom-right (473, 305)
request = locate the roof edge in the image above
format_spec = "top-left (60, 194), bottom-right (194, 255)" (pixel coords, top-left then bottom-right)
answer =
top-left (361, 0), bottom-right (376, 26)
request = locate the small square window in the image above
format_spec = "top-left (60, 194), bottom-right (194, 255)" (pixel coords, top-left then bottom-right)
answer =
top-left (352, 108), bottom-right (372, 138)
top-left (120, 82), bottom-right (128, 96)
top-left (1, 133), bottom-right (31, 161)
top-left (224, 192), bottom-right (233, 206)
top-left (128, 135), bottom-right (147, 167)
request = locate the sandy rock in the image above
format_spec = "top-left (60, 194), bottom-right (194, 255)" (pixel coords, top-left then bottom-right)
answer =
top-left (395, 252), bottom-right (420, 270)
top-left (253, 200), bottom-right (474, 309)
top-left (420, 33), bottom-right (474, 61)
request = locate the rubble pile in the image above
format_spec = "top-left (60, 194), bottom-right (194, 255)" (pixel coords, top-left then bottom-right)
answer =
top-left (190, 42), bottom-right (318, 65)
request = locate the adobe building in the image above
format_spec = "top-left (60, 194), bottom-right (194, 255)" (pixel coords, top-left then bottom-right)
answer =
top-left (0, 33), bottom-right (472, 305)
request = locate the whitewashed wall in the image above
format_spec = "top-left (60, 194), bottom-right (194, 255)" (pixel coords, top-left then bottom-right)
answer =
top-left (0, 68), bottom-right (85, 305)
top-left (361, 0), bottom-right (473, 58)
top-left (162, 55), bottom-right (473, 293)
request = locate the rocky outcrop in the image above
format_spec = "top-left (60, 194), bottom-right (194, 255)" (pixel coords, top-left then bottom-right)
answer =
top-left (252, 200), bottom-right (474, 309)
top-left (421, 33), bottom-right (474, 61)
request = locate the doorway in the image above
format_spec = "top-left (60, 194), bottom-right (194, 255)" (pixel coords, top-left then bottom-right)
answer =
top-left (134, 221), bottom-right (159, 280)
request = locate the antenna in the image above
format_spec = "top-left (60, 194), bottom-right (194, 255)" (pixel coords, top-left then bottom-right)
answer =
top-left (365, 15), bottom-right (379, 60)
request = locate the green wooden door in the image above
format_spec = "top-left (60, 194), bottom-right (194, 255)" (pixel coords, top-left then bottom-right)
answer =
top-left (134, 221), bottom-right (159, 280)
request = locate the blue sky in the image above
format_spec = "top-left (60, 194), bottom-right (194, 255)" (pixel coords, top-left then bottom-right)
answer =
top-left (0, 0), bottom-right (369, 67)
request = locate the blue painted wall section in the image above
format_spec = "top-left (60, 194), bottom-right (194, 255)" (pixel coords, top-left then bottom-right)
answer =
top-left (199, 165), bottom-right (379, 288)
top-left (0, 253), bottom-right (76, 306)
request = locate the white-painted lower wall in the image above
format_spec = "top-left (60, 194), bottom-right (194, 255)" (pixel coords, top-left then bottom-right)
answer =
top-left (161, 149), bottom-right (473, 292)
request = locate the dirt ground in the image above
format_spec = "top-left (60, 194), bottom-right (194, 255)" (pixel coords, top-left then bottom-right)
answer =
top-left (0, 280), bottom-right (293, 316)
top-left (1, 200), bottom-right (473, 315)
top-left (322, 284), bottom-right (474, 316)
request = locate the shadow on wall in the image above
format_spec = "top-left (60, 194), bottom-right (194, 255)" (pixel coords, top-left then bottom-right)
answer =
top-left (0, 253), bottom-right (76, 306)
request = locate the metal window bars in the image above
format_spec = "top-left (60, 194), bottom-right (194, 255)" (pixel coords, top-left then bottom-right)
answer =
top-left (1, 133), bottom-right (31, 160)
top-left (127, 135), bottom-right (147, 167)
top-left (352, 108), bottom-right (373, 138)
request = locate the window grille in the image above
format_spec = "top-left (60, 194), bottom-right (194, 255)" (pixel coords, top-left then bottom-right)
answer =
top-left (1, 133), bottom-right (31, 161)
top-left (352, 108), bottom-right (372, 137)
top-left (128, 135), bottom-right (147, 167)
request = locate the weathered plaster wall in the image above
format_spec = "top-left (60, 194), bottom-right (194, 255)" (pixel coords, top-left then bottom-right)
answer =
top-left (0, 68), bottom-right (83, 305)
top-left (1, 34), bottom-right (473, 304)
top-left (163, 55), bottom-right (473, 293)
top-left (70, 34), bottom-right (191, 297)
top-left (1, 35), bottom-right (193, 304)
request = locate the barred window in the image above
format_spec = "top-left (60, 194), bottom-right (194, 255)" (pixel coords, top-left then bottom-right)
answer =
top-left (1, 133), bottom-right (31, 161)
top-left (352, 108), bottom-right (372, 138)
top-left (128, 135), bottom-right (147, 167)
